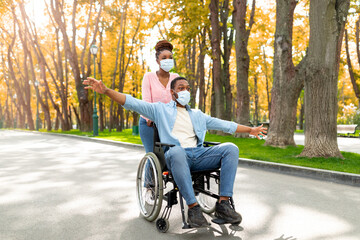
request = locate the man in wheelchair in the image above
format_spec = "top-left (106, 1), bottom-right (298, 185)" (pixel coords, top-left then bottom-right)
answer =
top-left (84, 76), bottom-right (267, 228)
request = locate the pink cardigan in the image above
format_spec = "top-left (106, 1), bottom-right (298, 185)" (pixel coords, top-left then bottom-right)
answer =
top-left (141, 72), bottom-right (179, 120)
top-left (142, 72), bottom-right (179, 103)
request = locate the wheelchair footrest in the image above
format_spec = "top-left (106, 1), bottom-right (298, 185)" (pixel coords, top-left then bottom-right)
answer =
top-left (182, 223), bottom-right (192, 229)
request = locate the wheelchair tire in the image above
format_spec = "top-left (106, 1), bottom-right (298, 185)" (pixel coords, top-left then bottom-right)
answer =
top-left (156, 218), bottom-right (169, 233)
top-left (195, 175), bottom-right (219, 214)
top-left (136, 152), bottom-right (164, 222)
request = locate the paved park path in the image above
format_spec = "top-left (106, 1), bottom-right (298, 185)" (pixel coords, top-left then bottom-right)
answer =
top-left (293, 133), bottom-right (360, 154)
top-left (1, 130), bottom-right (360, 240)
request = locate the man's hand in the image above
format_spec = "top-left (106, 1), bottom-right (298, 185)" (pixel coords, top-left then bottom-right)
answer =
top-left (83, 77), bottom-right (126, 105)
top-left (250, 124), bottom-right (267, 140)
top-left (83, 77), bottom-right (107, 94)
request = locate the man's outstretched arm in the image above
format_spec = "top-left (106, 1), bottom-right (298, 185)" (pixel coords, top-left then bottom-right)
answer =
top-left (236, 124), bottom-right (267, 140)
top-left (84, 77), bottom-right (157, 121)
top-left (84, 77), bottom-right (126, 105)
top-left (204, 113), bottom-right (267, 140)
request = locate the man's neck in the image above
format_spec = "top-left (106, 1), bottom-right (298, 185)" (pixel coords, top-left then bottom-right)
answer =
top-left (173, 100), bottom-right (186, 108)
top-left (176, 103), bottom-right (186, 108)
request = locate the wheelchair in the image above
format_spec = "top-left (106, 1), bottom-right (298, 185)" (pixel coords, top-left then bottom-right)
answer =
top-left (136, 125), bottom-right (241, 233)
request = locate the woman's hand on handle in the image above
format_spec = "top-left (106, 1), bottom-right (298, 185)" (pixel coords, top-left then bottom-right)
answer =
top-left (146, 120), bottom-right (154, 127)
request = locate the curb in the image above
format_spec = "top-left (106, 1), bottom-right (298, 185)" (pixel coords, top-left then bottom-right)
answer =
top-left (9, 130), bottom-right (360, 187)
top-left (238, 158), bottom-right (360, 187)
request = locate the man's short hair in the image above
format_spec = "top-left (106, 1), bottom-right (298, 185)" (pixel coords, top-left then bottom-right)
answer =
top-left (171, 76), bottom-right (187, 90)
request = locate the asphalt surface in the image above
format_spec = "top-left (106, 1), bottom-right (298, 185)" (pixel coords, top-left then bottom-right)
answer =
top-left (1, 130), bottom-right (360, 240)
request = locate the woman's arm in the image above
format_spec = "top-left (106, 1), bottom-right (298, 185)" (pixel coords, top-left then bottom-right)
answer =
top-left (142, 73), bottom-right (152, 103)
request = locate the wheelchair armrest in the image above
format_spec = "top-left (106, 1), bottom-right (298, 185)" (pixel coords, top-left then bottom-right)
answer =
top-left (203, 141), bottom-right (221, 147)
top-left (155, 142), bottom-right (176, 148)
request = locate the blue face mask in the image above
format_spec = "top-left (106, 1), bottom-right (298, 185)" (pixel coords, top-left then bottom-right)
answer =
top-left (160, 59), bottom-right (174, 72)
top-left (175, 90), bottom-right (191, 106)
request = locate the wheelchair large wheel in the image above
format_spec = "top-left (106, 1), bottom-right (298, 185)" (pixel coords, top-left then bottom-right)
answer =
top-left (195, 175), bottom-right (219, 214)
top-left (136, 152), bottom-right (164, 222)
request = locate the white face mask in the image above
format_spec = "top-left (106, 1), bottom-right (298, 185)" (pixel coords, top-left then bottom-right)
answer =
top-left (160, 59), bottom-right (174, 72)
top-left (175, 90), bottom-right (191, 106)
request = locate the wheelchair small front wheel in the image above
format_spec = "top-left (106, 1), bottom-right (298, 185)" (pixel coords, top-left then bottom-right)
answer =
top-left (136, 152), bottom-right (164, 222)
top-left (156, 218), bottom-right (169, 233)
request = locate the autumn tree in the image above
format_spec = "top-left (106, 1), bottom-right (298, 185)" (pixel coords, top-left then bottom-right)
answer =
top-left (165, 0), bottom-right (211, 110)
top-left (48, 0), bottom-right (103, 131)
top-left (233, 0), bottom-right (256, 136)
top-left (264, 0), bottom-right (306, 147)
top-left (209, 0), bottom-right (234, 120)
top-left (344, 2), bottom-right (360, 108)
top-left (299, 0), bottom-right (350, 158)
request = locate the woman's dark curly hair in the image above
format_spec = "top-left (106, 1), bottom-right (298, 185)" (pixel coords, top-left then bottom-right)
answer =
top-left (155, 40), bottom-right (173, 59)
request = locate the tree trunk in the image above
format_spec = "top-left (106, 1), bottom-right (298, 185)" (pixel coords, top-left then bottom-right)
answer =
top-left (11, 6), bottom-right (35, 130)
top-left (44, 93), bottom-right (52, 131)
top-left (190, 41), bottom-right (197, 108)
top-left (233, 0), bottom-right (255, 136)
top-left (116, 5), bottom-right (142, 132)
top-left (265, 0), bottom-right (304, 147)
top-left (345, 29), bottom-right (360, 107)
top-left (221, 0), bottom-right (234, 121)
top-left (99, 27), bottom-right (105, 132)
top-left (209, 0), bottom-right (224, 119)
top-left (49, 0), bottom-right (92, 131)
top-left (254, 74), bottom-right (259, 125)
top-left (198, 28), bottom-right (206, 112)
top-left (355, 15), bottom-right (360, 107)
top-left (299, 0), bottom-right (349, 158)
top-left (299, 100), bottom-right (304, 130)
top-left (262, 46), bottom-right (271, 120)
top-left (72, 104), bottom-right (81, 130)
top-left (109, 0), bottom-right (129, 132)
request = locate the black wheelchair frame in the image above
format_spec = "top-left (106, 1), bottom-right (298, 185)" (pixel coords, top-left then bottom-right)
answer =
top-left (136, 124), bottom-right (238, 233)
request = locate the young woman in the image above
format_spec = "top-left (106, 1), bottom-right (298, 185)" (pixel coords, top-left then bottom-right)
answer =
top-left (140, 40), bottom-right (179, 153)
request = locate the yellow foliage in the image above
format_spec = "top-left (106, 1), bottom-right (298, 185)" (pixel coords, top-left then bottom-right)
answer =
top-left (1, 0), bottom-right (359, 128)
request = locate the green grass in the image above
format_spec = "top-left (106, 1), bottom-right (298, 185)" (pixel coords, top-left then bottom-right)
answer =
top-left (36, 128), bottom-right (360, 175)
top-left (205, 134), bottom-right (360, 175)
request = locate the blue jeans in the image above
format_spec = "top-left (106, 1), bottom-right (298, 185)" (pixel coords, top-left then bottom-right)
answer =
top-left (164, 143), bottom-right (239, 205)
top-left (139, 117), bottom-right (154, 153)
top-left (139, 117), bottom-right (155, 187)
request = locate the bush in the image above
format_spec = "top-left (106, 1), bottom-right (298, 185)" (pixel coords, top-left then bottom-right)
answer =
top-left (353, 110), bottom-right (360, 125)
top-left (338, 104), bottom-right (358, 124)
